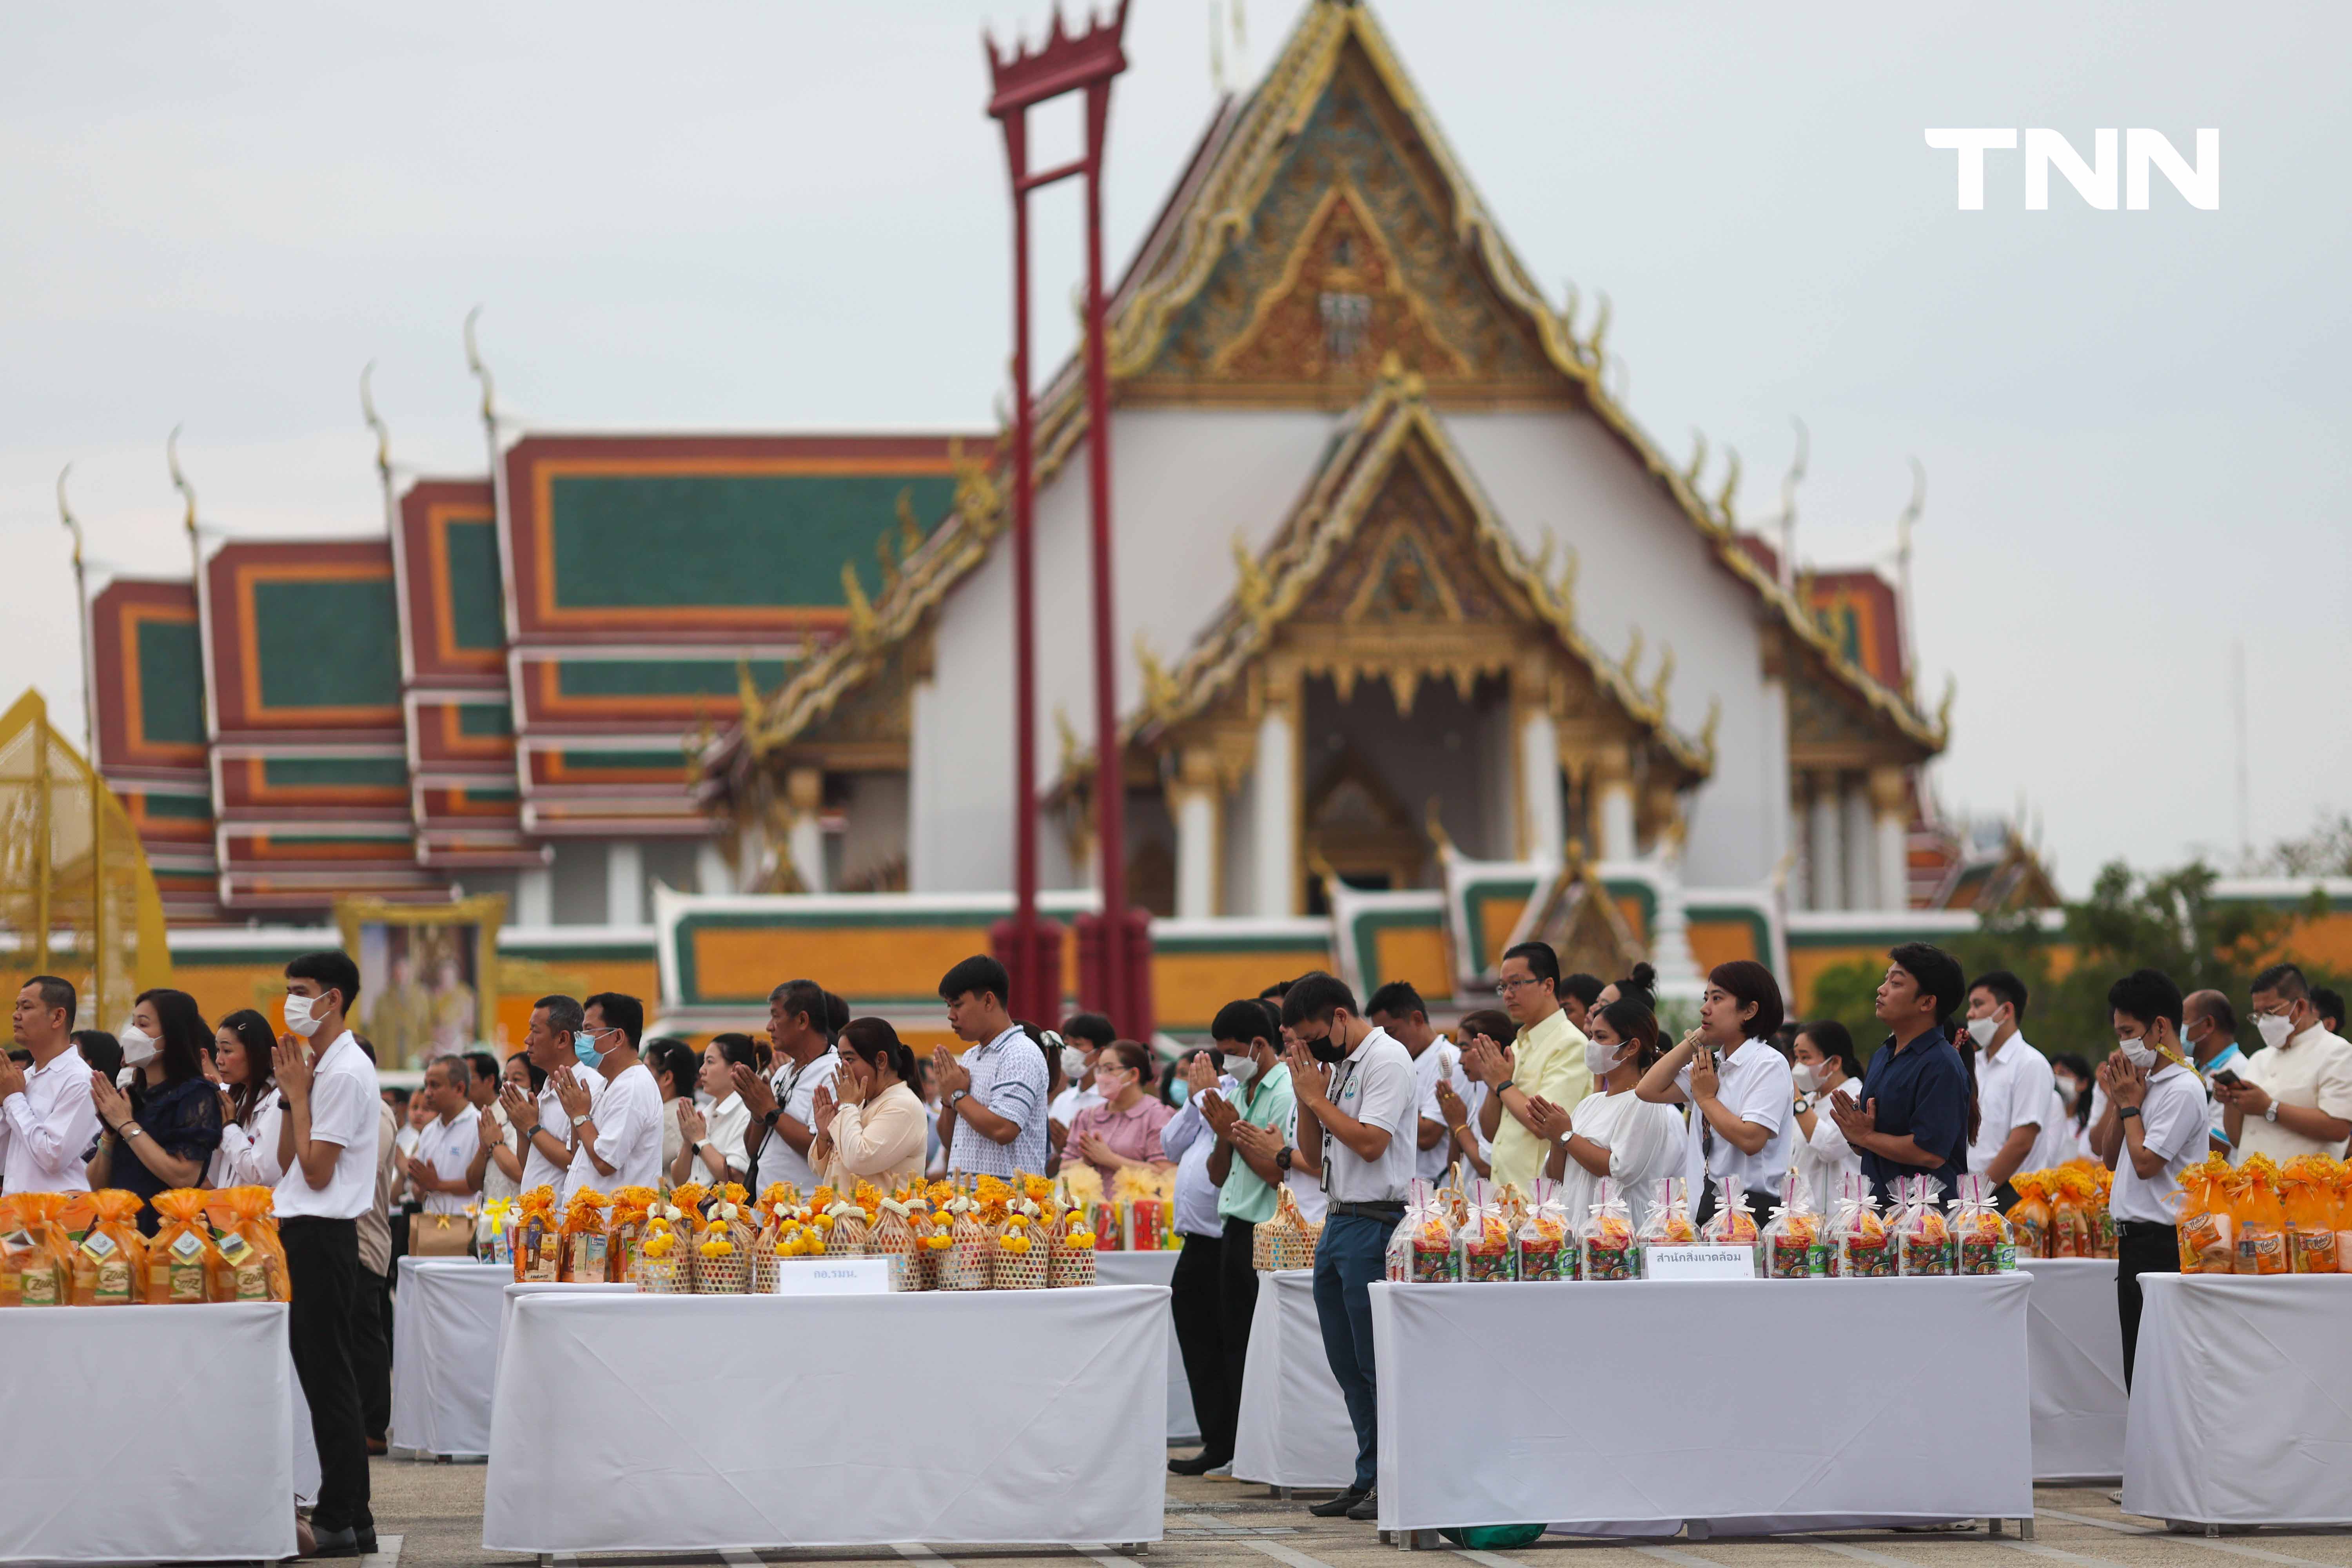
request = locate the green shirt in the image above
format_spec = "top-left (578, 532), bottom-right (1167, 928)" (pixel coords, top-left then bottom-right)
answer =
top-left (1217, 1062), bottom-right (1296, 1224)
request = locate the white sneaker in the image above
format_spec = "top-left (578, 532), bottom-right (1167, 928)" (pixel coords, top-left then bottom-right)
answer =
top-left (1206, 1463), bottom-right (1234, 1479)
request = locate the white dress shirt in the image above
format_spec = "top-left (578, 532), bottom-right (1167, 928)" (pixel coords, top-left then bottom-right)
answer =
top-left (2109, 1063), bottom-right (2213, 1225)
top-left (412, 1108), bottom-right (482, 1214)
top-left (2236, 1023), bottom-right (2352, 1164)
top-left (1969, 1032), bottom-right (2057, 1178)
top-left (1160, 1076), bottom-right (1234, 1239)
top-left (274, 1031), bottom-right (382, 1221)
top-left (1557, 1087), bottom-right (1688, 1235)
top-left (1675, 1038), bottom-right (1795, 1201)
top-left (570, 1060), bottom-right (662, 1198)
top-left (0, 1045), bottom-right (100, 1194)
top-left (209, 1091), bottom-right (286, 1189)
top-left (1281, 1103), bottom-right (1330, 1223)
top-left (753, 1052), bottom-right (838, 1189)
top-left (521, 1067), bottom-right (599, 1195)
top-left (693, 1092), bottom-right (751, 1180)
top-left (1792, 1081), bottom-right (1863, 1216)
top-left (1408, 1036), bottom-right (1475, 1182)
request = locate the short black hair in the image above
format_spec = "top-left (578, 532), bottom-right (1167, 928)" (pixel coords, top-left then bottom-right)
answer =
top-left (2252, 963), bottom-right (2310, 1002)
top-left (2109, 968), bottom-right (2184, 1033)
top-left (1211, 999), bottom-right (1278, 1047)
top-left (1794, 1019), bottom-right (1864, 1082)
top-left (507, 1047), bottom-right (548, 1094)
top-left (535, 994), bottom-right (584, 1035)
top-left (1707, 960), bottom-right (1785, 1041)
top-left (822, 990), bottom-right (851, 1039)
top-left (1365, 981), bottom-right (1426, 1022)
top-left (464, 1049), bottom-right (500, 1088)
top-left (642, 1037), bottom-right (697, 1096)
top-left (1060, 1012), bottom-right (1116, 1051)
top-left (24, 975), bottom-right (76, 1029)
top-left (1500, 941), bottom-right (1560, 991)
top-left (1279, 970), bottom-right (1357, 1029)
top-left (287, 950), bottom-right (363, 1011)
top-left (1888, 942), bottom-right (1965, 1025)
top-left (770, 978), bottom-right (826, 1032)
top-left (938, 954), bottom-right (1010, 1008)
top-left (1258, 978), bottom-right (1292, 1001)
top-left (2315, 988), bottom-right (2346, 1031)
top-left (72, 1029), bottom-right (121, 1081)
top-left (1969, 970), bottom-right (2029, 1021)
top-left (583, 992), bottom-right (644, 1048)
top-left (1559, 973), bottom-right (1605, 1010)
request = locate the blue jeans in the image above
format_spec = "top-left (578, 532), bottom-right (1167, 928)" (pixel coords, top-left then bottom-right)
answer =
top-left (1311, 1209), bottom-right (1398, 1492)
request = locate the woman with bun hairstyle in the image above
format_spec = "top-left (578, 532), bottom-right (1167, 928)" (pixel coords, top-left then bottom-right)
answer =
top-left (1595, 962), bottom-right (1658, 1012)
top-left (1524, 996), bottom-right (1687, 1230)
top-left (1635, 959), bottom-right (1795, 1230)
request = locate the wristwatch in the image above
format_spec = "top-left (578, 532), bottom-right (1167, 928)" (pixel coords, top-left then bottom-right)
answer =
top-left (2264, 1102), bottom-right (2280, 1123)
top-left (571, 1112), bottom-right (591, 1129)
top-left (1275, 1144), bottom-right (1294, 1172)
top-left (2118, 1106), bottom-right (2142, 1121)
top-left (948, 1089), bottom-right (971, 1109)
top-left (122, 1122), bottom-right (145, 1142)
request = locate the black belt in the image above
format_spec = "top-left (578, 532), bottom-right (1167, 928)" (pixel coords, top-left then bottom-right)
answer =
top-left (1330, 1200), bottom-right (1406, 1219)
top-left (2116, 1220), bottom-right (2179, 1237)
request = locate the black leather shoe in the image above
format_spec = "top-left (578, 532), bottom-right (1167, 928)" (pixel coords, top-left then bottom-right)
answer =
top-left (1308, 1488), bottom-right (1368, 1518)
top-left (1169, 1451), bottom-right (1230, 1475)
top-left (309, 1526), bottom-right (378, 1557)
top-left (1346, 1490), bottom-right (1380, 1522)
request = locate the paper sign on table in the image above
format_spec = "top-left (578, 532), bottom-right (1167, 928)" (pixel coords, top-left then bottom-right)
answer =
top-left (1641, 1246), bottom-right (1755, 1281)
top-left (772, 1257), bottom-right (892, 1295)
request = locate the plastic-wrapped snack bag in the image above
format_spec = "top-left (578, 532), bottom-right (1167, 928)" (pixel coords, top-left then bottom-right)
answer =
top-left (1833, 1174), bottom-right (1894, 1278)
top-left (2173, 1155), bottom-right (2235, 1273)
top-left (2005, 1171), bottom-right (2053, 1259)
top-left (1759, 1173), bottom-right (1820, 1279)
top-left (2331, 1161), bottom-right (2352, 1272)
top-left (2231, 1155), bottom-right (2288, 1276)
top-left (206, 1186), bottom-right (289, 1302)
top-left (1895, 1176), bottom-right (1953, 1276)
top-left (1701, 1175), bottom-right (1760, 1250)
top-left (148, 1189), bottom-right (219, 1303)
top-left (510, 1186), bottom-right (560, 1281)
top-left (1635, 1177), bottom-right (1697, 1276)
top-left (1580, 1178), bottom-right (1637, 1281)
top-left (605, 1186), bottom-right (657, 1284)
top-left (2280, 1158), bottom-right (2339, 1274)
top-left (1457, 1184), bottom-right (1517, 1282)
top-left (66, 1190), bottom-right (147, 1304)
top-left (1951, 1174), bottom-right (2015, 1274)
top-left (1403, 1180), bottom-right (1459, 1282)
top-left (1513, 1180), bottom-right (1573, 1282)
top-left (5, 1194), bottom-right (73, 1306)
top-left (2088, 1166), bottom-right (2117, 1258)
top-left (2048, 1169), bottom-right (2094, 1259)
top-left (556, 1189), bottom-right (610, 1283)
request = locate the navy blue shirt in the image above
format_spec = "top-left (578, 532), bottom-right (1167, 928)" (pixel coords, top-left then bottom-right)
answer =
top-left (1858, 1025), bottom-right (1969, 1206)
top-left (116, 1075), bottom-right (223, 1235)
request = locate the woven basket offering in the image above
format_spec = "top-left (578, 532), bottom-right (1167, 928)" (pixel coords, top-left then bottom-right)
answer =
top-left (1048, 1209), bottom-right (1098, 1288)
top-left (1252, 1187), bottom-right (1320, 1271)
top-left (940, 1197), bottom-right (992, 1290)
top-left (992, 1207), bottom-right (1049, 1289)
top-left (632, 1219), bottom-right (686, 1292)
top-left (871, 1198), bottom-right (922, 1291)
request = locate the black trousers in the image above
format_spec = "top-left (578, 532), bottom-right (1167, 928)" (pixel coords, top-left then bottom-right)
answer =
top-left (2117, 1220), bottom-right (2180, 1390)
top-left (354, 1263), bottom-right (392, 1442)
top-left (1693, 1180), bottom-right (1773, 1233)
top-left (1216, 1217), bottom-right (1260, 1462)
top-left (283, 1217), bottom-right (373, 1533)
top-left (1171, 1233), bottom-right (1229, 1458)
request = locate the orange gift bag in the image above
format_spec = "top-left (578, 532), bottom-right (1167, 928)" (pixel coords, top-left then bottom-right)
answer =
top-left (2229, 1155), bottom-right (2288, 1276)
top-left (149, 1189), bottom-right (221, 1303)
top-left (2007, 1171), bottom-right (2054, 1259)
top-left (2280, 1158), bottom-right (2340, 1273)
top-left (2174, 1155), bottom-right (2235, 1273)
top-left (67, 1190), bottom-right (147, 1304)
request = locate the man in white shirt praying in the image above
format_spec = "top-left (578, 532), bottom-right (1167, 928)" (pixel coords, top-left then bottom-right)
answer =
top-left (503, 995), bottom-right (595, 1196)
top-left (404, 1054), bottom-right (481, 1214)
top-left (555, 993), bottom-right (663, 1198)
top-left (1962, 970), bottom-right (2056, 1205)
top-left (2091, 968), bottom-right (2209, 1388)
top-left (0, 975), bottom-right (100, 1194)
top-left (734, 978), bottom-right (837, 1189)
top-left (1365, 981), bottom-right (1472, 1184)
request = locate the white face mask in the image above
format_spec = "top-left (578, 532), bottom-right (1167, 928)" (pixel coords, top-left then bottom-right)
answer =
top-left (2120, 1036), bottom-right (2156, 1070)
top-left (1791, 1061), bottom-right (1821, 1094)
top-left (119, 1024), bottom-right (159, 1067)
top-left (1060, 1046), bottom-right (1088, 1080)
top-left (2255, 1013), bottom-right (2296, 1051)
top-left (282, 993), bottom-right (323, 1040)
top-left (1584, 1034), bottom-right (1624, 1077)
top-left (1223, 1051), bottom-right (1261, 1088)
top-left (1965, 1015), bottom-right (2001, 1048)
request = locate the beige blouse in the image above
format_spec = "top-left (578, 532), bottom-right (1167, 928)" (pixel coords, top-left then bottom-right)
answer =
top-left (816, 1082), bottom-right (929, 1193)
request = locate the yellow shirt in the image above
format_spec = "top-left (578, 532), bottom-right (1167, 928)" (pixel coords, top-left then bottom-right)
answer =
top-left (1490, 1005), bottom-right (1592, 1191)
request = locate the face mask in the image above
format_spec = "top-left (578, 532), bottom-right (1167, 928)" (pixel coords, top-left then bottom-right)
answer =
top-left (2054, 1076), bottom-right (2080, 1100)
top-left (1060, 1046), bottom-right (1088, 1080)
top-left (573, 1031), bottom-right (604, 1067)
top-left (2256, 1013), bottom-right (2296, 1051)
top-left (282, 993), bottom-right (322, 1040)
top-left (1168, 1081), bottom-right (1191, 1107)
top-left (2120, 1036), bottom-right (2156, 1069)
top-left (1223, 1051), bottom-right (1262, 1088)
top-left (1584, 1035), bottom-right (1624, 1078)
top-left (1965, 1015), bottom-right (2001, 1047)
top-left (1304, 1034), bottom-right (1347, 1063)
top-left (119, 1024), bottom-right (159, 1067)
top-left (1791, 1061), bottom-right (1821, 1094)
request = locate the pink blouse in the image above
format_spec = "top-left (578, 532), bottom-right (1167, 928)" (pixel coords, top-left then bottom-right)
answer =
top-left (1062, 1095), bottom-right (1174, 1176)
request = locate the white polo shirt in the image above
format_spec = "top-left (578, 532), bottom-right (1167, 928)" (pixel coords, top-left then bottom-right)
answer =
top-left (754, 1051), bottom-right (838, 1189)
top-left (412, 1109), bottom-right (481, 1214)
top-left (1317, 1026), bottom-right (1418, 1205)
top-left (1676, 1038), bottom-right (1794, 1201)
top-left (1969, 1032), bottom-right (2058, 1177)
top-left (569, 1060), bottom-right (662, 1199)
top-left (2109, 1063), bottom-right (2212, 1226)
top-left (274, 1030), bottom-right (382, 1221)
top-left (521, 1067), bottom-right (599, 1195)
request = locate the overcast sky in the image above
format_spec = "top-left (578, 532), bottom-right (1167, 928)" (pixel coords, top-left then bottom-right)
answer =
top-left (4, 1), bottom-right (2345, 893)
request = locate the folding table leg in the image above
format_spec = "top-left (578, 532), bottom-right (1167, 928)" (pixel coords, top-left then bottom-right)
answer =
top-left (2019, 1519), bottom-right (2036, 1541)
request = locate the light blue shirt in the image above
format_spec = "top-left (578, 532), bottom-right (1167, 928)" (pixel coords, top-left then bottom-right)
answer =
top-left (1160, 1075), bottom-right (1234, 1239)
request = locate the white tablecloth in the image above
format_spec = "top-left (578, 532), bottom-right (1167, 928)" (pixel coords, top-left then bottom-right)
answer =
top-left (2025, 1259), bottom-right (2126, 1481)
top-left (484, 1285), bottom-right (1170, 1551)
top-left (1369, 1276), bottom-right (2034, 1537)
top-left (0, 1303), bottom-right (298, 1563)
top-left (2125, 1274), bottom-right (2352, 1526)
top-left (1232, 1268), bottom-right (1357, 1490)
top-left (1097, 1248), bottom-right (1196, 1442)
top-left (388, 1257), bottom-right (515, 1459)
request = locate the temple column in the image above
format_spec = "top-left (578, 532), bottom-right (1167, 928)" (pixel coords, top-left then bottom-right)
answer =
top-left (1592, 742), bottom-right (1636, 862)
top-left (1169, 749), bottom-right (1222, 920)
top-left (606, 840), bottom-right (644, 926)
top-left (1808, 770), bottom-right (1844, 911)
top-left (515, 865), bottom-right (553, 926)
top-left (1870, 764), bottom-right (1911, 911)
top-left (1841, 775), bottom-right (1876, 913)
top-left (785, 766), bottom-right (828, 894)
top-left (1788, 775), bottom-right (1813, 911)
top-left (1517, 706), bottom-right (1564, 860)
top-left (1252, 681), bottom-right (1298, 917)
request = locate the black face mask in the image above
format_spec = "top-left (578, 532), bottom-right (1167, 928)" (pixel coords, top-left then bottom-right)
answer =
top-left (1299, 1031), bottom-right (1348, 1063)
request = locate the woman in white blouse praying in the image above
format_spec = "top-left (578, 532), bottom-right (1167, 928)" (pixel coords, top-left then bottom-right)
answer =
top-left (1789, 1020), bottom-right (1865, 1215)
top-left (207, 1010), bottom-right (284, 1188)
top-left (1526, 998), bottom-right (1687, 1232)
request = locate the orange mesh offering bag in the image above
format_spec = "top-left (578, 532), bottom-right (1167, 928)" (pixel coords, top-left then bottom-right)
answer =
top-left (511, 1187), bottom-right (561, 1281)
top-left (2048, 1169), bottom-right (2094, 1259)
top-left (2280, 1158), bottom-right (2339, 1274)
top-left (148, 1189), bottom-right (220, 1304)
top-left (67, 1190), bottom-right (147, 1304)
top-left (2007, 1171), bottom-right (2054, 1259)
top-left (605, 1186), bottom-right (658, 1284)
top-left (207, 1186), bottom-right (289, 1302)
top-left (2333, 1163), bottom-right (2352, 1274)
top-left (2174, 1155), bottom-right (2235, 1273)
top-left (2230, 1156), bottom-right (2288, 1276)
top-left (2, 1194), bottom-right (74, 1307)
top-left (556, 1189), bottom-right (610, 1282)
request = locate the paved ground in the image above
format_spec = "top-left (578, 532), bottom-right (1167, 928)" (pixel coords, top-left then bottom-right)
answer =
top-left (361, 1459), bottom-right (2352, 1568)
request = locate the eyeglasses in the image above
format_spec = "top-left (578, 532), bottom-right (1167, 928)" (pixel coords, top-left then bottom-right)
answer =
top-left (1494, 976), bottom-right (1542, 996)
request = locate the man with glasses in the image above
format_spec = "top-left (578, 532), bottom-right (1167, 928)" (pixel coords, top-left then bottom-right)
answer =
top-left (1460, 941), bottom-right (1591, 1192)
top-left (2219, 963), bottom-right (2352, 1163)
